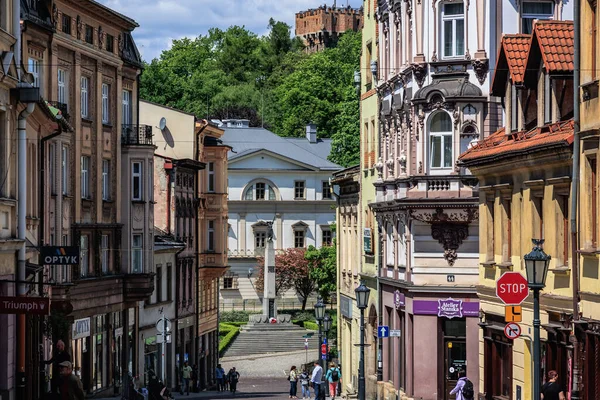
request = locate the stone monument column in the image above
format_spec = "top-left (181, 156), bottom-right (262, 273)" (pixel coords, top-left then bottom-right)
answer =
top-left (262, 222), bottom-right (277, 319)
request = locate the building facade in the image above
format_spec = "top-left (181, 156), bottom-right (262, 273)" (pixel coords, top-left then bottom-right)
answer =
top-left (295, 4), bottom-right (363, 53)
top-left (222, 121), bottom-right (340, 306)
top-left (460, 20), bottom-right (574, 400)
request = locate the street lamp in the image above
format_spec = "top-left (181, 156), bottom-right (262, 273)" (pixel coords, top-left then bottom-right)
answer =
top-left (523, 239), bottom-right (551, 400)
top-left (355, 281), bottom-right (371, 400)
top-left (323, 315), bottom-right (332, 362)
top-left (315, 298), bottom-right (326, 369)
top-left (354, 70), bottom-right (361, 95)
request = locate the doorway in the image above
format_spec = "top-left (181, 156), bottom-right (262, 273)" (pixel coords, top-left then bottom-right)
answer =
top-left (443, 319), bottom-right (467, 400)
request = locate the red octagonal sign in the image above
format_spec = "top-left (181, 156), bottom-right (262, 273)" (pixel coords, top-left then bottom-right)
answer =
top-left (496, 272), bottom-right (529, 305)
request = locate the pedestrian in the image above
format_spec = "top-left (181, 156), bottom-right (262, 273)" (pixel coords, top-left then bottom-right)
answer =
top-left (299, 368), bottom-right (311, 400)
top-left (325, 362), bottom-right (341, 400)
top-left (192, 364), bottom-right (198, 393)
top-left (541, 370), bottom-right (566, 400)
top-left (180, 361), bottom-right (192, 395)
top-left (288, 365), bottom-right (298, 399)
top-left (216, 364), bottom-right (225, 392)
top-left (228, 367), bottom-right (240, 394)
top-left (450, 370), bottom-right (474, 400)
top-left (57, 361), bottom-right (84, 400)
top-left (44, 340), bottom-right (71, 395)
top-left (310, 361), bottom-right (323, 400)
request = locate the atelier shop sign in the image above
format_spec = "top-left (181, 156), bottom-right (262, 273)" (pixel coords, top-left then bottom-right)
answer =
top-left (413, 298), bottom-right (479, 318)
top-left (40, 246), bottom-right (80, 265)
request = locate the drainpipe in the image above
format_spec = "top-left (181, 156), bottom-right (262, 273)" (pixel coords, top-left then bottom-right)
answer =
top-left (16, 102), bottom-right (35, 397)
top-left (570, 0), bottom-right (581, 397)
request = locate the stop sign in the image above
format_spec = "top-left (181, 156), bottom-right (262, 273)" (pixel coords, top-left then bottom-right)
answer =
top-left (496, 272), bottom-right (529, 305)
top-left (321, 344), bottom-right (327, 355)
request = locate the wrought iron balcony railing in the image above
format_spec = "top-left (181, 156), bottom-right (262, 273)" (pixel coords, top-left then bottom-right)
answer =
top-left (121, 124), bottom-right (153, 145)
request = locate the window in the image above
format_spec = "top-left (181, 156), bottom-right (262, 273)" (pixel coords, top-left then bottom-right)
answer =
top-left (61, 145), bottom-right (69, 195)
top-left (101, 234), bottom-right (109, 274)
top-left (62, 14), bottom-right (72, 35)
top-left (28, 58), bottom-right (40, 88)
top-left (81, 156), bottom-right (90, 199)
top-left (106, 34), bottom-right (114, 53)
top-left (102, 159), bottom-right (109, 201)
top-left (591, 158), bottom-right (598, 247)
top-left (365, 42), bottom-right (373, 85)
top-left (208, 220), bottom-right (215, 252)
top-left (255, 231), bottom-right (266, 248)
top-left (255, 182), bottom-right (266, 200)
top-left (295, 181), bottom-right (306, 199)
top-left (132, 162), bottom-right (142, 201)
top-left (80, 235), bottom-right (89, 276)
top-left (80, 76), bottom-right (89, 118)
top-left (58, 69), bottom-right (67, 105)
top-left (322, 181), bottom-right (332, 199)
top-left (156, 265), bottom-right (163, 302)
top-left (49, 143), bottom-right (56, 195)
top-left (208, 162), bottom-right (215, 192)
top-left (521, 2), bottom-right (554, 34)
top-left (223, 276), bottom-right (234, 289)
top-left (442, 3), bottom-right (465, 58)
top-left (132, 234), bottom-right (143, 273)
top-left (85, 25), bottom-right (94, 44)
top-left (294, 230), bottom-right (305, 248)
top-left (122, 90), bottom-right (132, 125)
top-left (429, 112), bottom-right (453, 169)
top-left (101, 83), bottom-right (109, 124)
top-left (166, 263), bottom-right (172, 301)
top-left (322, 229), bottom-right (333, 246)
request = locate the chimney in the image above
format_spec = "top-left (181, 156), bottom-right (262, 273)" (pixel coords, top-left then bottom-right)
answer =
top-left (306, 123), bottom-right (317, 143)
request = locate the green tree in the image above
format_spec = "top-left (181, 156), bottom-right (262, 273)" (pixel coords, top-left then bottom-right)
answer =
top-left (305, 225), bottom-right (337, 302)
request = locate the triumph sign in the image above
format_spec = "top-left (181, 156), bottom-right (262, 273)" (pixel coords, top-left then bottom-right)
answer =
top-left (40, 246), bottom-right (79, 265)
top-left (0, 297), bottom-right (50, 315)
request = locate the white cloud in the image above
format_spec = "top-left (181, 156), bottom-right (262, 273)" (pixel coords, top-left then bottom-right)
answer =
top-left (97, 0), bottom-right (364, 61)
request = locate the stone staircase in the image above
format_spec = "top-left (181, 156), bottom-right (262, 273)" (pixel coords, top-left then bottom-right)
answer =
top-left (223, 324), bottom-right (320, 357)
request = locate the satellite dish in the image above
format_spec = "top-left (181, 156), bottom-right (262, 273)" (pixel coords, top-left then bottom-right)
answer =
top-left (159, 117), bottom-right (167, 131)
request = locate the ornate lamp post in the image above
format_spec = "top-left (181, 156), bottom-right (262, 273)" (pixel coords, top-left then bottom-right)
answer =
top-left (523, 239), bottom-right (551, 400)
top-left (323, 315), bottom-right (332, 361)
top-left (355, 282), bottom-right (371, 400)
top-left (354, 70), bottom-right (361, 95)
top-left (314, 298), bottom-right (326, 369)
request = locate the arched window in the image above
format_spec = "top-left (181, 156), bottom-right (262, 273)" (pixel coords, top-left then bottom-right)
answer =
top-left (243, 181), bottom-right (277, 201)
top-left (429, 112), bottom-right (453, 169)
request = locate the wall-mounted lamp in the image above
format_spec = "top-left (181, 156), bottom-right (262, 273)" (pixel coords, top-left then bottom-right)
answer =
top-left (478, 309), bottom-right (487, 327)
top-left (370, 60), bottom-right (378, 80)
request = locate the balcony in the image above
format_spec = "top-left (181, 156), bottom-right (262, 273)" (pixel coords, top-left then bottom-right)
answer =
top-left (121, 124), bottom-right (153, 145)
top-left (123, 273), bottom-right (155, 302)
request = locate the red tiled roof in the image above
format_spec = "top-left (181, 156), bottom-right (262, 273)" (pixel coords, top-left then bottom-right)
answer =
top-left (459, 120), bottom-right (574, 164)
top-left (529, 20), bottom-right (574, 73)
top-left (501, 35), bottom-right (531, 84)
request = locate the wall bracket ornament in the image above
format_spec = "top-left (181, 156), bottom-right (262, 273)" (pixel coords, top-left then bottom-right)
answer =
top-left (471, 58), bottom-right (489, 85)
top-left (412, 63), bottom-right (427, 88)
top-left (431, 223), bottom-right (469, 266)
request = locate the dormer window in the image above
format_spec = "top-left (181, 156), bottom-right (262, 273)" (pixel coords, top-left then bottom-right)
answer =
top-left (521, 2), bottom-right (554, 34)
top-left (442, 3), bottom-right (465, 58)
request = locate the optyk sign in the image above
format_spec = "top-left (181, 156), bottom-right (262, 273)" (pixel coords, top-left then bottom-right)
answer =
top-left (40, 246), bottom-right (79, 265)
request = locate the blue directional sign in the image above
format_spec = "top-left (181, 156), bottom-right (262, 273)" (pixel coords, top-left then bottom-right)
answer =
top-left (378, 325), bottom-right (389, 338)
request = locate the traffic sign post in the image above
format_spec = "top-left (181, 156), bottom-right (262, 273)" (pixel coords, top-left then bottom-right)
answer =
top-left (378, 326), bottom-right (389, 338)
top-left (321, 343), bottom-right (327, 356)
top-left (496, 272), bottom-right (529, 305)
top-left (504, 322), bottom-right (522, 340)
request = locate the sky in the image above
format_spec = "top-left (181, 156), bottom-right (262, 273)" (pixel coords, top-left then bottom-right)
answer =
top-left (98, 0), bottom-right (364, 62)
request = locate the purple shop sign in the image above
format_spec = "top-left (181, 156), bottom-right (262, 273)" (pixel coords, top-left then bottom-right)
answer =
top-left (394, 290), bottom-right (405, 309)
top-left (413, 298), bottom-right (479, 318)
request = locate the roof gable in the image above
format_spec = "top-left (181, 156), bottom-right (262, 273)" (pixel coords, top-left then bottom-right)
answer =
top-left (228, 149), bottom-right (318, 171)
top-left (524, 20), bottom-right (574, 85)
top-left (491, 34), bottom-right (531, 96)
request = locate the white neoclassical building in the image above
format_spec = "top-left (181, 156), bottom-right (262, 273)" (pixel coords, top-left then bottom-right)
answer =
top-left (219, 120), bottom-right (341, 306)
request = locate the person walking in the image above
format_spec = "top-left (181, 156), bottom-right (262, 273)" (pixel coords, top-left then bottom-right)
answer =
top-left (450, 370), bottom-right (474, 400)
top-left (44, 340), bottom-right (71, 395)
top-left (228, 367), bottom-right (240, 394)
top-left (216, 364), bottom-right (225, 392)
top-left (288, 365), bottom-right (298, 398)
top-left (541, 370), bottom-right (566, 400)
top-left (310, 361), bottom-right (323, 400)
top-left (325, 362), bottom-right (341, 400)
top-left (58, 361), bottom-right (84, 400)
top-left (180, 361), bottom-right (192, 395)
top-left (299, 368), bottom-right (310, 400)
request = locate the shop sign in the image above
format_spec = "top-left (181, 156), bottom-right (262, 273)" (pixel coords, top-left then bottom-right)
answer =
top-left (0, 296), bottom-right (50, 315)
top-left (363, 228), bottom-right (372, 253)
top-left (340, 295), bottom-right (352, 319)
top-left (115, 327), bottom-right (123, 337)
top-left (72, 317), bottom-right (91, 340)
top-left (413, 299), bottom-right (479, 318)
top-left (394, 290), bottom-right (405, 309)
top-left (40, 246), bottom-right (79, 265)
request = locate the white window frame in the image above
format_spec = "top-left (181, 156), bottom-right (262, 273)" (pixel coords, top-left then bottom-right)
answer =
top-left (80, 234), bottom-right (89, 276)
top-left (61, 145), bottom-right (69, 195)
top-left (102, 83), bottom-right (109, 124)
top-left (101, 234), bottom-right (109, 274)
top-left (244, 182), bottom-right (276, 200)
top-left (255, 182), bottom-right (266, 200)
top-left (28, 58), bottom-right (40, 88)
top-left (122, 90), bottom-right (132, 125)
top-left (81, 156), bottom-right (90, 199)
top-left (294, 180), bottom-right (306, 199)
top-left (294, 229), bottom-right (305, 248)
top-left (208, 220), bottom-right (215, 252)
top-left (441, 2), bottom-right (465, 59)
top-left (322, 181), bottom-right (332, 199)
top-left (102, 159), bottom-right (109, 201)
top-left (208, 162), bottom-right (215, 192)
top-left (80, 76), bottom-right (89, 118)
top-left (255, 231), bottom-right (266, 249)
top-left (132, 234), bottom-right (143, 273)
top-left (58, 69), bottom-right (67, 105)
top-left (322, 229), bottom-right (333, 246)
top-left (521, 1), bottom-right (554, 34)
top-left (132, 161), bottom-right (142, 201)
top-left (429, 112), bottom-right (454, 170)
